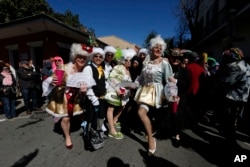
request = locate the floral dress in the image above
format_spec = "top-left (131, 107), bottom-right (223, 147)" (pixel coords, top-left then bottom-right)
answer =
top-left (105, 65), bottom-right (132, 106)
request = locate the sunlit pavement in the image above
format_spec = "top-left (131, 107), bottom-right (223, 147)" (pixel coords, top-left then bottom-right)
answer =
top-left (0, 98), bottom-right (250, 167)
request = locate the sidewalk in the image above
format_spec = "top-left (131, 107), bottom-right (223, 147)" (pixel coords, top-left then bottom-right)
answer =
top-left (0, 97), bottom-right (50, 122)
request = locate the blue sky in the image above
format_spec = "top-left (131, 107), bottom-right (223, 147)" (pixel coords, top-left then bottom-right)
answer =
top-left (47, 0), bottom-right (179, 46)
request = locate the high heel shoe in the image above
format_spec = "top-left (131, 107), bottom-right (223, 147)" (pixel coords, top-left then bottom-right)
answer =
top-left (172, 138), bottom-right (181, 148)
top-left (66, 144), bottom-right (73, 150)
top-left (148, 138), bottom-right (156, 156)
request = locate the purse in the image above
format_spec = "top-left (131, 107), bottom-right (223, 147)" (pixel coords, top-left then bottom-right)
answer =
top-left (84, 128), bottom-right (104, 151)
top-left (135, 84), bottom-right (156, 107)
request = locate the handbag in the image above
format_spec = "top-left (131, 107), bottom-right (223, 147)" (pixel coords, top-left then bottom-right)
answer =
top-left (135, 84), bottom-right (156, 107)
top-left (84, 129), bottom-right (104, 150)
top-left (104, 91), bottom-right (122, 106)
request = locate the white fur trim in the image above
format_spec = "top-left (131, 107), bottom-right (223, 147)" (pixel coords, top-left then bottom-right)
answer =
top-left (104, 46), bottom-right (116, 54)
top-left (91, 47), bottom-right (105, 57)
top-left (140, 104), bottom-right (149, 111)
top-left (70, 43), bottom-right (89, 61)
top-left (138, 48), bottom-right (149, 55)
top-left (46, 108), bottom-right (84, 118)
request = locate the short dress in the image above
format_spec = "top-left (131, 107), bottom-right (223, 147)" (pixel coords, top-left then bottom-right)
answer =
top-left (105, 65), bottom-right (132, 106)
top-left (134, 60), bottom-right (173, 108)
top-left (42, 63), bottom-right (96, 118)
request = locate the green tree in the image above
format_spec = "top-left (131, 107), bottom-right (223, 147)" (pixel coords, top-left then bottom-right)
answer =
top-left (0, 0), bottom-right (52, 23)
top-left (0, 0), bottom-right (87, 30)
top-left (0, 0), bottom-right (96, 40)
top-left (52, 10), bottom-right (83, 29)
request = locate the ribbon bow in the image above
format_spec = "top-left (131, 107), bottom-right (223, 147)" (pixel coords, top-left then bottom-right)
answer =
top-left (81, 44), bottom-right (93, 53)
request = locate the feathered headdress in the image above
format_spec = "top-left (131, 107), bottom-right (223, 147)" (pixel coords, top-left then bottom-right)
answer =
top-left (114, 48), bottom-right (123, 62)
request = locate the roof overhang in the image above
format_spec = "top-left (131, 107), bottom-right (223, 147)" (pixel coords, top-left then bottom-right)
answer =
top-left (0, 14), bottom-right (89, 41)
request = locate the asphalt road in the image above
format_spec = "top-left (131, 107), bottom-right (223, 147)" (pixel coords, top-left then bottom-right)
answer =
top-left (0, 99), bottom-right (250, 167)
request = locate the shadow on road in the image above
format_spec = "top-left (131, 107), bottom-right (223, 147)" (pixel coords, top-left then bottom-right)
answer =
top-left (11, 149), bottom-right (39, 167)
top-left (107, 157), bottom-right (130, 167)
top-left (139, 149), bottom-right (178, 167)
top-left (181, 125), bottom-right (250, 167)
top-left (16, 119), bottom-right (44, 129)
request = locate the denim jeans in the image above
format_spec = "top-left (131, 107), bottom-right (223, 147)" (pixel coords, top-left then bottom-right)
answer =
top-left (0, 96), bottom-right (16, 118)
top-left (21, 88), bottom-right (38, 112)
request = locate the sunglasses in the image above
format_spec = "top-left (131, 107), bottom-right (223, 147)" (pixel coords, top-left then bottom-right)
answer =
top-left (106, 53), bottom-right (114, 57)
top-left (94, 55), bottom-right (103, 59)
top-left (139, 53), bottom-right (146, 56)
top-left (54, 59), bottom-right (61, 62)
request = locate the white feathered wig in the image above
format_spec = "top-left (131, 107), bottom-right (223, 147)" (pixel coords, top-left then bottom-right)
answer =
top-left (149, 35), bottom-right (167, 55)
top-left (70, 43), bottom-right (92, 61)
top-left (119, 48), bottom-right (136, 64)
top-left (91, 47), bottom-right (105, 59)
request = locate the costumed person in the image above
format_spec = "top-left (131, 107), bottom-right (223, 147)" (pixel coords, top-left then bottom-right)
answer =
top-left (121, 55), bottom-right (144, 133)
top-left (105, 48), bottom-right (137, 139)
top-left (51, 56), bottom-right (65, 72)
top-left (134, 35), bottom-right (173, 155)
top-left (138, 48), bottom-right (150, 68)
top-left (0, 62), bottom-right (17, 119)
top-left (81, 47), bottom-right (107, 150)
top-left (101, 46), bottom-right (117, 133)
top-left (42, 43), bottom-right (93, 149)
top-left (103, 46), bottom-right (117, 80)
top-left (218, 48), bottom-right (250, 145)
top-left (165, 48), bottom-right (190, 147)
top-left (130, 55), bottom-right (143, 82)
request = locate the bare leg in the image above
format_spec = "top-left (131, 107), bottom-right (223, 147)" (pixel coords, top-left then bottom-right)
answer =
top-left (107, 106), bottom-right (116, 134)
top-left (61, 117), bottom-right (72, 146)
top-left (113, 106), bottom-right (124, 123)
top-left (138, 106), bottom-right (155, 151)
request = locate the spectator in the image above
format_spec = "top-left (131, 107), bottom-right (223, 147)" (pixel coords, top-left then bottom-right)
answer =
top-left (185, 51), bottom-right (205, 128)
top-left (41, 59), bottom-right (53, 81)
top-left (29, 59), bottom-right (43, 108)
top-left (0, 62), bottom-right (17, 119)
top-left (17, 59), bottom-right (40, 114)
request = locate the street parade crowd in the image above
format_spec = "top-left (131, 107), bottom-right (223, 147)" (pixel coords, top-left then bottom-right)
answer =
top-left (0, 35), bottom-right (250, 155)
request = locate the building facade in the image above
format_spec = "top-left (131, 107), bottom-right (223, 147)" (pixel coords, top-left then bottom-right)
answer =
top-left (194, 0), bottom-right (250, 60)
top-left (0, 14), bottom-right (106, 69)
